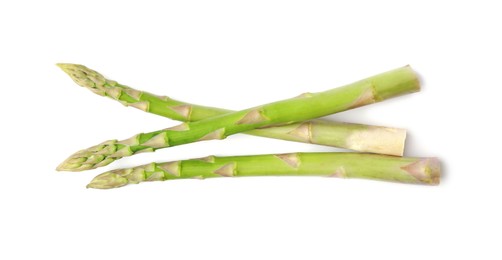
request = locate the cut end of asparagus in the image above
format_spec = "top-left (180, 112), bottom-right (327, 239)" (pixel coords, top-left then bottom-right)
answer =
top-left (87, 171), bottom-right (129, 189)
top-left (427, 158), bottom-right (441, 185)
top-left (402, 157), bottom-right (441, 185)
top-left (57, 63), bottom-right (111, 96)
top-left (371, 65), bottom-right (421, 100)
top-left (345, 127), bottom-right (407, 156)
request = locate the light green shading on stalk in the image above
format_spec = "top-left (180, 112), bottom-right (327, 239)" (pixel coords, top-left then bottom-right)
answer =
top-left (57, 65), bottom-right (420, 171)
top-left (87, 153), bottom-right (440, 189)
top-left (57, 64), bottom-right (410, 155)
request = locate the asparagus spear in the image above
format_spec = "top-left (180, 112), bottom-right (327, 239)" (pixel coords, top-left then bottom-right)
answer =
top-left (57, 66), bottom-right (420, 172)
top-left (87, 153), bottom-right (440, 189)
top-left (57, 64), bottom-right (408, 155)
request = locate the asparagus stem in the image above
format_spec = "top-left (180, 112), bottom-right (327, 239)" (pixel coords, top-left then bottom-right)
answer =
top-left (87, 153), bottom-right (440, 189)
top-left (57, 64), bottom-right (409, 155)
top-left (57, 66), bottom-right (420, 171)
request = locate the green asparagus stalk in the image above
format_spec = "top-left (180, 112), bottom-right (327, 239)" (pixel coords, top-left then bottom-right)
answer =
top-left (87, 153), bottom-right (440, 189)
top-left (57, 66), bottom-right (420, 172)
top-left (57, 64), bottom-right (408, 156)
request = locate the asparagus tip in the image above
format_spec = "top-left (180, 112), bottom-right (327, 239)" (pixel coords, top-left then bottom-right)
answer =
top-left (55, 63), bottom-right (69, 68)
top-left (56, 63), bottom-right (77, 76)
top-left (56, 63), bottom-right (108, 95)
top-left (87, 171), bottom-right (129, 189)
top-left (55, 163), bottom-right (64, 171)
top-left (56, 157), bottom-right (76, 171)
top-left (56, 155), bottom-right (87, 172)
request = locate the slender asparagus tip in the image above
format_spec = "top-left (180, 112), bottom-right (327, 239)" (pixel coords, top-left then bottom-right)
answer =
top-left (56, 63), bottom-right (110, 95)
top-left (56, 157), bottom-right (80, 171)
top-left (56, 140), bottom-right (119, 172)
top-left (56, 162), bottom-right (67, 171)
top-left (87, 171), bottom-right (129, 189)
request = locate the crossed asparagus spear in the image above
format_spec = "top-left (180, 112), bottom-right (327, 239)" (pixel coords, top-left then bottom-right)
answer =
top-left (57, 64), bottom-right (440, 189)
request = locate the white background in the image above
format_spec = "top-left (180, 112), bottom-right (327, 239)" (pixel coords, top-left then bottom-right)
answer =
top-left (1, 0), bottom-right (500, 259)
